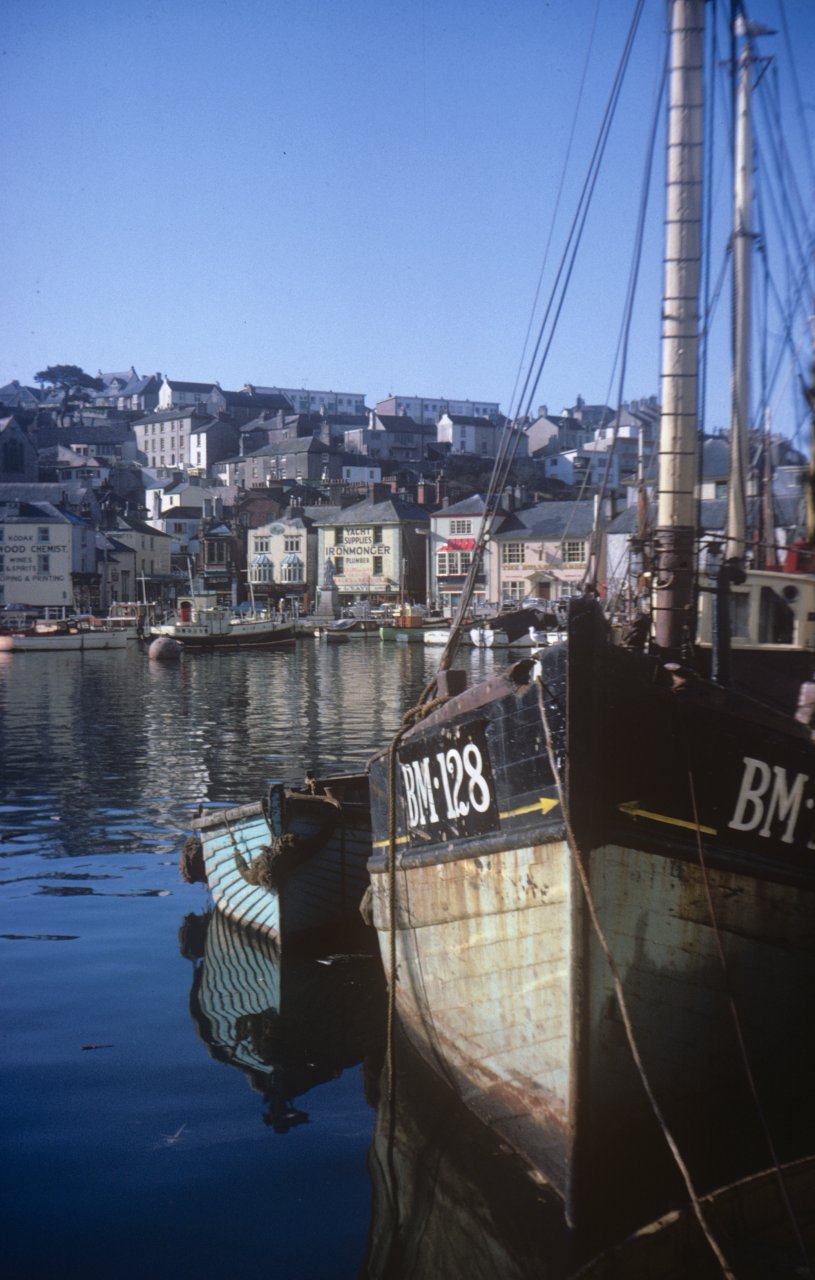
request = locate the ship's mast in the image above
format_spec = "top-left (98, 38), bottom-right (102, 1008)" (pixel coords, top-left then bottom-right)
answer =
top-left (653, 0), bottom-right (705, 655)
top-left (725, 19), bottom-right (755, 561)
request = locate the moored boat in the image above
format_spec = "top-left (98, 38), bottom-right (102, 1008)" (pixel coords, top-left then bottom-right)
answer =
top-left (365, 0), bottom-right (815, 1257)
top-left (151, 596), bottom-right (295, 651)
top-left (185, 771), bottom-right (373, 949)
top-left (0, 618), bottom-right (128, 652)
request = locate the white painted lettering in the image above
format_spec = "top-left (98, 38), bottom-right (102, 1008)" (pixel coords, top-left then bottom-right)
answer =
top-left (400, 764), bottom-right (420, 828)
top-left (728, 757), bottom-right (772, 832)
top-left (759, 767), bottom-right (807, 844)
top-left (410, 758), bottom-right (439, 826)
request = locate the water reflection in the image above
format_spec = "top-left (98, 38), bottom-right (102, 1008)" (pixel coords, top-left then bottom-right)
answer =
top-left (181, 909), bottom-right (386, 1132)
top-left (362, 1029), bottom-right (815, 1280)
top-left (362, 1029), bottom-right (572, 1280)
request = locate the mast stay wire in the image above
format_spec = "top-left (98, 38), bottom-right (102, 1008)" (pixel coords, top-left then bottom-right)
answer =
top-left (432, 0), bottom-right (648, 681)
top-left (504, 0), bottom-right (604, 423)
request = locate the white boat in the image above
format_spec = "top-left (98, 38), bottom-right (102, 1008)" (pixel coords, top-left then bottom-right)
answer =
top-left (0, 619), bottom-right (128, 652)
top-left (422, 629), bottom-right (453, 646)
top-left (151, 596), bottom-right (295, 651)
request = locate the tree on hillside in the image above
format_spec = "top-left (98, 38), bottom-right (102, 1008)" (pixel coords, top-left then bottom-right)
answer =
top-left (34, 364), bottom-right (104, 428)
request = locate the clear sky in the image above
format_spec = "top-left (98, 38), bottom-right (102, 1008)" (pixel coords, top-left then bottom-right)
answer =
top-left (2, 0), bottom-right (813, 438)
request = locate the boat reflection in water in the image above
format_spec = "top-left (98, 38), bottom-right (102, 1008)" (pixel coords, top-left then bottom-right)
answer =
top-left (362, 1031), bottom-right (815, 1280)
top-left (179, 909), bottom-right (385, 1131)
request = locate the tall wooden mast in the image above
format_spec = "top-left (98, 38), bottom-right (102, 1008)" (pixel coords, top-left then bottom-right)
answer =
top-left (725, 19), bottom-right (755, 561)
top-left (653, 0), bottom-right (705, 655)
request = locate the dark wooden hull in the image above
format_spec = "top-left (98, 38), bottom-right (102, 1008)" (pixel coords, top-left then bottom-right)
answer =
top-left (367, 600), bottom-right (815, 1245)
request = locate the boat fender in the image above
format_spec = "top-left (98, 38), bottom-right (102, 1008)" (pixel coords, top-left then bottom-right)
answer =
top-left (178, 911), bottom-right (209, 959)
top-left (179, 835), bottom-right (206, 884)
top-left (234, 833), bottom-right (298, 891)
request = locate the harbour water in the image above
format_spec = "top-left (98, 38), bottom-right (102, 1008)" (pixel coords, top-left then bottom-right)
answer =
top-left (0, 637), bottom-right (529, 1280)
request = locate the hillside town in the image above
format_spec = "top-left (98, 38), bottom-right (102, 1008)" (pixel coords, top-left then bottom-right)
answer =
top-left (0, 364), bottom-right (806, 620)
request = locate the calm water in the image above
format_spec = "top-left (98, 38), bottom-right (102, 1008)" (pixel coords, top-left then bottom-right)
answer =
top-left (1, 636), bottom-right (523, 1280)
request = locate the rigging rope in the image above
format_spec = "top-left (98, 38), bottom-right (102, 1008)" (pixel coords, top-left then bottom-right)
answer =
top-left (536, 677), bottom-right (737, 1279)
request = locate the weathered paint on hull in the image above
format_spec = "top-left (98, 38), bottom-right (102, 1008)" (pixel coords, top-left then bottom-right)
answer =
top-left (369, 836), bottom-right (574, 1194)
top-left (368, 600), bottom-right (815, 1242)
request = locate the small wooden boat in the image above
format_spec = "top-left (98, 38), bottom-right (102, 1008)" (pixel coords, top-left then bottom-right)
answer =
top-left (181, 909), bottom-right (385, 1132)
top-left (185, 772), bottom-right (373, 948)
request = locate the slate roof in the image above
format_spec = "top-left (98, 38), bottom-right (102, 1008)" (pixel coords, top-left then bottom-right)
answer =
top-left (318, 495), bottom-right (429, 526)
top-left (214, 389), bottom-right (292, 412)
top-left (493, 500), bottom-right (596, 540)
top-left (433, 493), bottom-right (487, 517)
top-left (248, 436), bottom-right (331, 458)
top-left (153, 506), bottom-right (204, 521)
top-left (165, 379), bottom-right (217, 393)
top-left (374, 414), bottom-right (423, 431)
top-left (0, 381), bottom-right (43, 408)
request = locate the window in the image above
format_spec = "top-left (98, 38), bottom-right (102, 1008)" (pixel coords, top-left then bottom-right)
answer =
top-left (2, 441), bottom-right (24, 471)
top-left (437, 552), bottom-right (448, 577)
top-left (284, 537), bottom-right (301, 553)
top-left (334, 528), bottom-right (344, 545)
top-left (38, 526), bottom-right (49, 542)
top-left (334, 556), bottom-right (344, 576)
top-left (504, 580), bottom-right (525, 600)
top-left (372, 555), bottom-right (383, 576)
top-left (460, 551), bottom-right (472, 574)
top-left (563, 540), bottom-right (587, 564)
top-left (371, 526), bottom-right (382, 546)
top-left (502, 543), bottom-right (523, 565)
top-left (37, 554), bottom-right (50, 573)
top-left (450, 519), bottom-right (472, 536)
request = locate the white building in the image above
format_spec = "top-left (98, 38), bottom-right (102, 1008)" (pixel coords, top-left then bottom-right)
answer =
top-left (437, 415), bottom-right (528, 459)
top-left (376, 394), bottom-right (501, 425)
top-left (248, 515), bottom-right (314, 612)
top-left (253, 386), bottom-right (366, 416)
top-left (0, 501), bottom-right (94, 611)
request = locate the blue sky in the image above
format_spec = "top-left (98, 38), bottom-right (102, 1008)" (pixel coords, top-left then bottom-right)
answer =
top-left (2, 0), bottom-right (813, 439)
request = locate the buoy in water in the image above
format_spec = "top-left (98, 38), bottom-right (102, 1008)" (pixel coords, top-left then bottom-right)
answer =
top-left (149, 636), bottom-right (181, 661)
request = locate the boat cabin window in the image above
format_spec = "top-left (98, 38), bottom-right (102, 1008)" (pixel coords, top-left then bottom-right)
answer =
top-left (758, 585), bottom-right (795, 645)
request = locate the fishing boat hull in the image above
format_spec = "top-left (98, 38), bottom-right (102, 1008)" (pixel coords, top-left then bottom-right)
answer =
top-left (190, 774), bottom-right (373, 947)
top-left (367, 600), bottom-right (815, 1243)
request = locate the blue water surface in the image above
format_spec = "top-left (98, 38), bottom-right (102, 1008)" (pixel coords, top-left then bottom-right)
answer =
top-left (0, 639), bottom-right (470, 1280)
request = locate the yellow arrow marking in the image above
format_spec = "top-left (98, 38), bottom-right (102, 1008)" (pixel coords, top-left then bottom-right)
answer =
top-left (618, 800), bottom-right (716, 836)
top-left (372, 796), bottom-right (559, 848)
top-left (500, 797), bottom-right (560, 820)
